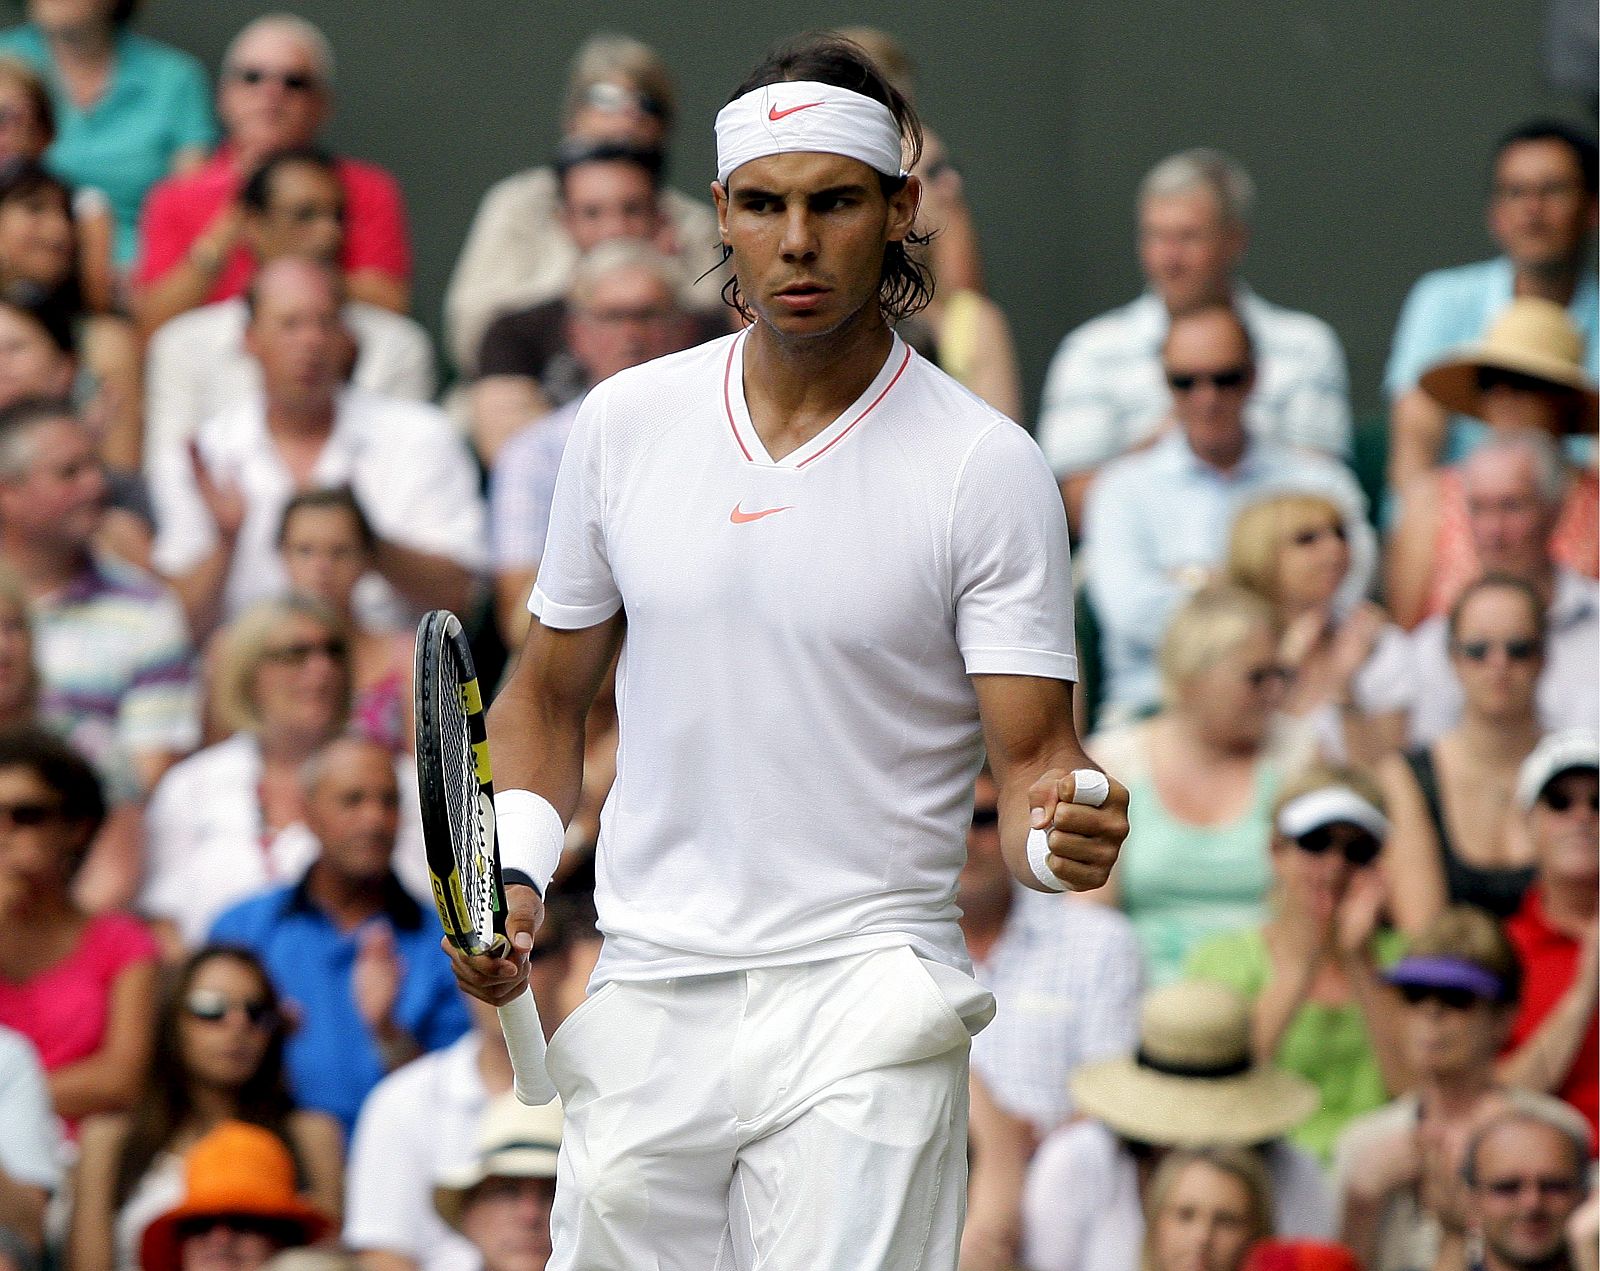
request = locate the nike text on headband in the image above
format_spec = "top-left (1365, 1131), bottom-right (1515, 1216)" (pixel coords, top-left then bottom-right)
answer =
top-left (715, 80), bottom-right (908, 187)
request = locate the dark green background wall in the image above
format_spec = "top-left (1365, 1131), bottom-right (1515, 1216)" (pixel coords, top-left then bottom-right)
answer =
top-left (133, 2), bottom-right (1586, 421)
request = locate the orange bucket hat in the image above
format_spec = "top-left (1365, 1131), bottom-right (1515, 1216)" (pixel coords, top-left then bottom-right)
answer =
top-left (139, 1121), bottom-right (330, 1271)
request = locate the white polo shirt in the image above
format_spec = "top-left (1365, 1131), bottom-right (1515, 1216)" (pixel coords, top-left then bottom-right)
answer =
top-left (533, 330), bottom-right (1077, 985)
top-left (150, 387), bottom-right (487, 632)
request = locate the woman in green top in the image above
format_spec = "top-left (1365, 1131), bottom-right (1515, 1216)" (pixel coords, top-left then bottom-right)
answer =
top-left (1186, 764), bottom-right (1409, 1162)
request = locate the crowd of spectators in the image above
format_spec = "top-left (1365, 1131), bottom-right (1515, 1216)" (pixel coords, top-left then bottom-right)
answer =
top-left (0, 7), bottom-right (1591, 1271)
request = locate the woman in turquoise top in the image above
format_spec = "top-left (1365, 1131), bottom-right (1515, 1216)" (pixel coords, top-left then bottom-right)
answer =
top-left (0, 0), bottom-right (214, 268)
top-left (1086, 585), bottom-right (1313, 985)
top-left (1186, 764), bottom-right (1409, 1163)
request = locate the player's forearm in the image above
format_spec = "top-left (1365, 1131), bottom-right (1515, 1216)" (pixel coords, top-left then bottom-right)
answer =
top-left (485, 647), bottom-right (592, 825)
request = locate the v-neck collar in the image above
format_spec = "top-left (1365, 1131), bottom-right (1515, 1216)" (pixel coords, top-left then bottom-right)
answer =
top-left (721, 327), bottom-right (913, 470)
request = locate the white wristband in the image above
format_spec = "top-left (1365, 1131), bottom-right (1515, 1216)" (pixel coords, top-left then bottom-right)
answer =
top-left (493, 789), bottom-right (566, 897)
top-left (1026, 769), bottom-right (1111, 892)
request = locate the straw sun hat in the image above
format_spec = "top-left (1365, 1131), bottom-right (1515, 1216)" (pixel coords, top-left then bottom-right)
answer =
top-left (434, 1091), bottom-right (564, 1231)
top-left (1069, 981), bottom-right (1318, 1147)
top-left (1418, 297), bottom-right (1598, 432)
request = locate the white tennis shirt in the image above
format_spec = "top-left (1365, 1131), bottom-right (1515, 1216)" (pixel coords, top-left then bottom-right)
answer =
top-left (533, 330), bottom-right (1077, 984)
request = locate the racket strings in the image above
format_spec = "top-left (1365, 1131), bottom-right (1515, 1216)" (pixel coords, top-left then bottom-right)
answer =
top-left (438, 661), bottom-right (496, 948)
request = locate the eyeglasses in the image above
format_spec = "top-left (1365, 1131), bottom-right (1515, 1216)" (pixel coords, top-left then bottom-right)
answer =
top-left (229, 66), bottom-right (319, 93)
top-left (1397, 983), bottom-right (1484, 1011)
top-left (1475, 366), bottom-right (1564, 396)
top-left (1480, 1174), bottom-right (1582, 1200)
top-left (581, 81), bottom-right (666, 120)
top-left (970, 806), bottom-right (999, 830)
top-left (261, 637), bottom-right (347, 667)
top-left (0, 800), bottom-right (62, 828)
top-left (1293, 826), bottom-right (1382, 866)
top-left (1246, 664), bottom-right (1294, 690)
top-left (1290, 523), bottom-right (1346, 547)
top-left (184, 989), bottom-right (279, 1029)
top-left (1541, 787), bottom-right (1599, 814)
top-left (1166, 366), bottom-right (1250, 393)
top-left (1452, 637), bottom-right (1542, 663)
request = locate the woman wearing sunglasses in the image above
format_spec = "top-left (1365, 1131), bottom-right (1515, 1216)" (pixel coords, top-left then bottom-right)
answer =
top-left (1186, 765), bottom-right (1408, 1162)
top-left (70, 943), bottom-right (342, 1271)
top-left (1335, 904), bottom-right (1590, 1271)
top-left (1380, 575), bottom-right (1544, 935)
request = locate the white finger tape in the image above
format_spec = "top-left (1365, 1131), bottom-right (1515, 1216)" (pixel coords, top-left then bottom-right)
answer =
top-left (1026, 769), bottom-right (1111, 892)
top-left (1026, 826), bottom-right (1068, 892)
top-left (1072, 769), bottom-right (1111, 808)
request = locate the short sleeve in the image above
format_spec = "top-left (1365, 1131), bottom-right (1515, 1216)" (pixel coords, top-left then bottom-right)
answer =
top-left (0, 1029), bottom-right (60, 1190)
top-left (340, 162), bottom-right (411, 282)
top-left (950, 422), bottom-right (1077, 680)
top-left (88, 912), bottom-right (160, 976)
top-left (529, 386), bottom-right (621, 628)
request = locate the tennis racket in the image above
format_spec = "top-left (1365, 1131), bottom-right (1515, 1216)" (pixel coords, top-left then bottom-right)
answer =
top-left (414, 609), bottom-right (557, 1105)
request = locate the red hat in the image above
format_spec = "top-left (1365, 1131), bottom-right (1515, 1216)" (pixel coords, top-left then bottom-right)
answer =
top-left (139, 1122), bottom-right (330, 1271)
top-left (1242, 1239), bottom-right (1363, 1271)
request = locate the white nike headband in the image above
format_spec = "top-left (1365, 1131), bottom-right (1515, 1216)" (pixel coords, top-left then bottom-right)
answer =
top-left (714, 80), bottom-right (907, 187)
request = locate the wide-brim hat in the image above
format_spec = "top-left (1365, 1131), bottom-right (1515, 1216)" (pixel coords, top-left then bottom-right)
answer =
top-left (140, 1122), bottom-right (330, 1271)
top-left (1069, 981), bottom-right (1319, 1147)
top-left (1418, 297), bottom-right (1598, 433)
top-left (434, 1091), bottom-right (563, 1231)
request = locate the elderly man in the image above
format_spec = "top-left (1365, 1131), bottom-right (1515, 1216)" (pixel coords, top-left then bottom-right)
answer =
top-left (1407, 431), bottom-right (1600, 744)
top-left (134, 13), bottom-right (410, 330)
top-left (150, 257), bottom-right (485, 641)
top-left (1455, 1107), bottom-right (1592, 1271)
top-left (1082, 303), bottom-right (1371, 718)
top-left (488, 239), bottom-right (698, 643)
top-left (144, 146), bottom-right (434, 467)
top-left (1038, 148), bottom-right (1350, 528)
top-left (209, 735), bottom-right (471, 1137)
top-left (433, 1094), bottom-right (563, 1271)
top-left (1387, 121), bottom-right (1598, 492)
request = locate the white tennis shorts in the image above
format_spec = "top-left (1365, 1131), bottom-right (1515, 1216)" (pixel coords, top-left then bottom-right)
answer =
top-left (543, 944), bottom-right (994, 1271)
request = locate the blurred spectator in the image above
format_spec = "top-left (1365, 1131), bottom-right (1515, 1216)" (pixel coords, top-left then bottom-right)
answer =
top-left (0, 1024), bottom-right (59, 1263)
top-left (0, 0), bottom-right (214, 271)
top-left (343, 921), bottom-right (572, 1271)
top-left (1086, 585), bottom-right (1310, 984)
top-left (208, 735), bottom-right (471, 1136)
top-left (1187, 765), bottom-right (1408, 1161)
top-left (71, 945), bottom-right (343, 1271)
top-left (135, 14), bottom-right (410, 329)
top-left (0, 398), bottom-right (196, 789)
top-left (1021, 981), bottom-right (1332, 1271)
top-left (1082, 303), bottom-right (1371, 718)
top-left (136, 1121), bottom-right (331, 1271)
top-left (1242, 1242), bottom-right (1362, 1271)
top-left (263, 1255), bottom-right (361, 1271)
top-left (277, 488), bottom-right (411, 754)
top-left (1407, 431), bottom-right (1600, 746)
top-left (430, 1093), bottom-right (562, 1271)
top-left (488, 239), bottom-right (695, 642)
top-left (0, 725), bottom-right (156, 1126)
top-left (444, 32), bottom-right (721, 372)
top-left (1388, 298), bottom-right (1598, 628)
top-left (1456, 1107), bottom-right (1591, 1271)
top-left (1380, 575), bottom-right (1545, 934)
top-left (1500, 730), bottom-right (1599, 1139)
top-left (1385, 121), bottom-right (1597, 493)
top-left (961, 766), bottom-right (1143, 1138)
top-left (1228, 491), bottom-right (1413, 767)
top-left (1039, 150), bottom-right (1350, 527)
top-left (149, 258), bottom-right (485, 641)
top-left (144, 147), bottom-right (434, 467)
top-left (1335, 906), bottom-right (1590, 1271)
top-left (1140, 1146), bottom-right (1274, 1271)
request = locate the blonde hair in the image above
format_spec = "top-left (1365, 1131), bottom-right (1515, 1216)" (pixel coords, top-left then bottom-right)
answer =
top-left (1158, 584), bottom-right (1280, 705)
top-left (1270, 761), bottom-right (1385, 834)
top-left (1407, 904), bottom-right (1522, 1003)
top-left (564, 33), bottom-right (676, 131)
top-left (1227, 492), bottom-right (1345, 605)
top-left (1140, 1146), bottom-right (1274, 1271)
top-left (212, 595), bottom-right (350, 737)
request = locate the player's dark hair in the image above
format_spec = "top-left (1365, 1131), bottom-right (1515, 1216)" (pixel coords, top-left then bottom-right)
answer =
top-left (240, 146), bottom-right (340, 214)
top-left (715, 34), bottom-right (935, 323)
top-left (1493, 119), bottom-right (1598, 193)
top-left (0, 725), bottom-right (105, 867)
top-left (112, 944), bottom-right (305, 1210)
top-left (277, 484), bottom-right (377, 553)
top-left (554, 139), bottom-right (665, 196)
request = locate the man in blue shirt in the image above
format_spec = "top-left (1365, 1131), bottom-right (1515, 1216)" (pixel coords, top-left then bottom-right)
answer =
top-left (1084, 303), bottom-right (1372, 717)
top-left (210, 734), bottom-right (470, 1135)
top-left (1387, 120), bottom-right (1598, 493)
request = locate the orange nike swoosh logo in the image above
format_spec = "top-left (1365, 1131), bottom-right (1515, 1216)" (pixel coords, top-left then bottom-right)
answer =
top-left (768, 102), bottom-right (824, 121)
top-left (730, 502), bottom-right (794, 524)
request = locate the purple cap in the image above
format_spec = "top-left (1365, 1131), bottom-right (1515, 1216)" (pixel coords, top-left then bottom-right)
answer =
top-left (1383, 955), bottom-right (1505, 1000)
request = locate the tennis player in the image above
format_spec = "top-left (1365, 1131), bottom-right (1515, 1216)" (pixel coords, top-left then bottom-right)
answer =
top-left (450, 35), bottom-right (1129, 1269)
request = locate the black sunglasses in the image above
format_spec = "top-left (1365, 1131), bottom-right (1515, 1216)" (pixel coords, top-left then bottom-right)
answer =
top-left (1452, 637), bottom-right (1542, 663)
top-left (1541, 787), bottom-right (1599, 814)
top-left (1290, 523), bottom-right (1346, 547)
top-left (1293, 826), bottom-right (1381, 866)
top-left (1166, 366), bottom-right (1250, 393)
top-left (184, 989), bottom-right (279, 1029)
top-left (1398, 984), bottom-right (1484, 1011)
top-left (230, 66), bottom-right (318, 93)
top-left (1246, 664), bottom-right (1294, 690)
top-left (0, 800), bottom-right (62, 828)
top-left (970, 806), bottom-right (999, 830)
top-left (262, 637), bottom-right (348, 666)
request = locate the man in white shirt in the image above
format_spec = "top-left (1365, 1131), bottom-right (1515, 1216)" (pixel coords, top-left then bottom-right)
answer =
top-left (143, 147), bottom-right (435, 470)
top-left (1037, 148), bottom-right (1350, 529)
top-left (449, 35), bottom-right (1128, 1271)
top-left (150, 256), bottom-right (485, 640)
top-left (1409, 431), bottom-right (1600, 744)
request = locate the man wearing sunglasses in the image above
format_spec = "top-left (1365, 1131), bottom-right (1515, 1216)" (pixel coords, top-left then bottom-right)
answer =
top-left (134, 13), bottom-right (411, 332)
top-left (1083, 303), bottom-right (1372, 719)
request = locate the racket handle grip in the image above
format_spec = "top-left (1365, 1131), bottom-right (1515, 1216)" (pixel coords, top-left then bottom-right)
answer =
top-left (498, 988), bottom-right (558, 1105)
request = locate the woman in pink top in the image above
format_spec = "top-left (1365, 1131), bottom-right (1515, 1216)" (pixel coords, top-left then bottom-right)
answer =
top-left (0, 725), bottom-right (158, 1127)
